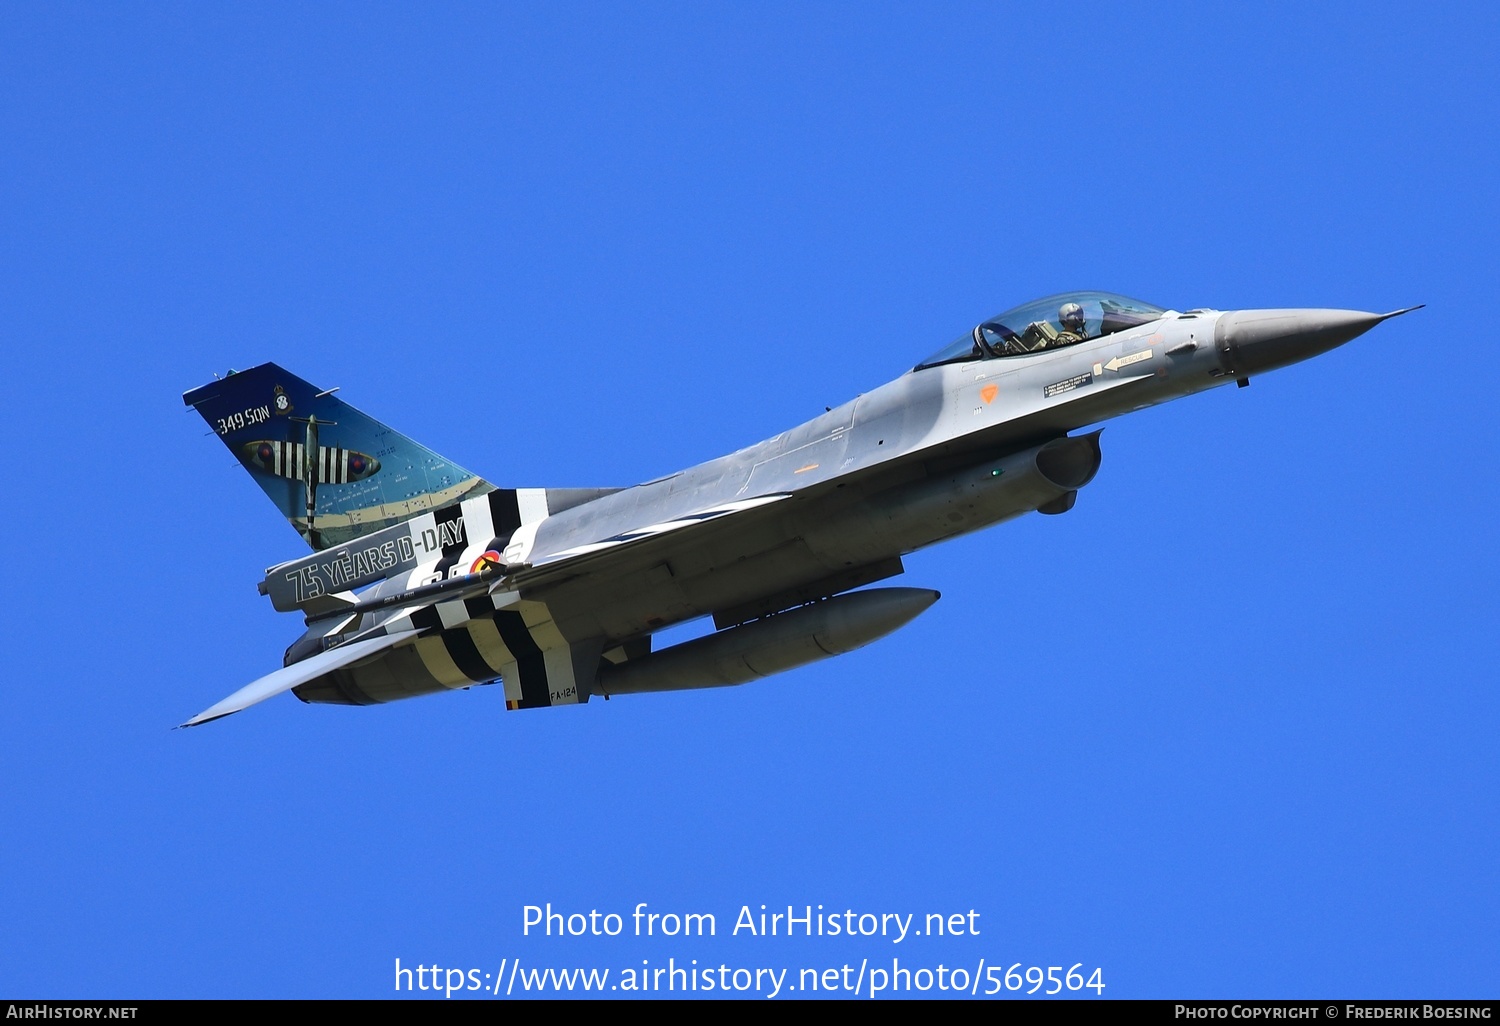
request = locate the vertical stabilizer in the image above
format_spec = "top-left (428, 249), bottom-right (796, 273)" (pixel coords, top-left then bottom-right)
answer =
top-left (185, 363), bottom-right (494, 550)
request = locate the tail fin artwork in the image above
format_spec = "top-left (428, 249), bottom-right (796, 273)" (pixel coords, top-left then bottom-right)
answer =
top-left (185, 363), bottom-right (495, 550)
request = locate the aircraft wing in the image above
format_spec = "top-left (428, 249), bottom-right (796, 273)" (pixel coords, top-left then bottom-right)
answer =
top-left (490, 398), bottom-right (1115, 606)
top-left (181, 631), bottom-right (418, 727)
top-left (515, 494), bottom-right (792, 580)
top-left (454, 493), bottom-right (829, 614)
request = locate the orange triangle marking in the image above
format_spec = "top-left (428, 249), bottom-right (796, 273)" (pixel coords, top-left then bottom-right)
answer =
top-left (980, 383), bottom-right (998, 404)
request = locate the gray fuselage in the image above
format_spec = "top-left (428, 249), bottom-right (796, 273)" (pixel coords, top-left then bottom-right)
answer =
top-left (286, 303), bottom-right (1403, 710)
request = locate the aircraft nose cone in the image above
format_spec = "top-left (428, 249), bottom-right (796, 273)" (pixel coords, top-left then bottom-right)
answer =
top-left (1215, 307), bottom-right (1420, 376)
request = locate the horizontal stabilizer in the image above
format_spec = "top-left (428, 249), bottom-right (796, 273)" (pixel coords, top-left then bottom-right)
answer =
top-left (180, 631), bottom-right (417, 727)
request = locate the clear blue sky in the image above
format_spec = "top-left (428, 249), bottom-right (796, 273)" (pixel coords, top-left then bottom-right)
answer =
top-left (1, 1), bottom-right (1495, 999)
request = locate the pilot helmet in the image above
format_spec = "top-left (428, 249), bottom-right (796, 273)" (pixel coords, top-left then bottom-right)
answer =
top-left (1059, 302), bottom-right (1086, 333)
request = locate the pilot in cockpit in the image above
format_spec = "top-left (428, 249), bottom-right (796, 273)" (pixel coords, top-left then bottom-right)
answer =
top-left (1054, 302), bottom-right (1089, 345)
top-left (1009, 301), bottom-right (1090, 353)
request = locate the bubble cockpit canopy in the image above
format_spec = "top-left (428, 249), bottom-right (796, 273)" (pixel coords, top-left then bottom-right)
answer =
top-left (916, 291), bottom-right (1168, 370)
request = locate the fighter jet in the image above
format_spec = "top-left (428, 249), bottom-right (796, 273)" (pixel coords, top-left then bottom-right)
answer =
top-left (181, 292), bottom-right (1419, 726)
